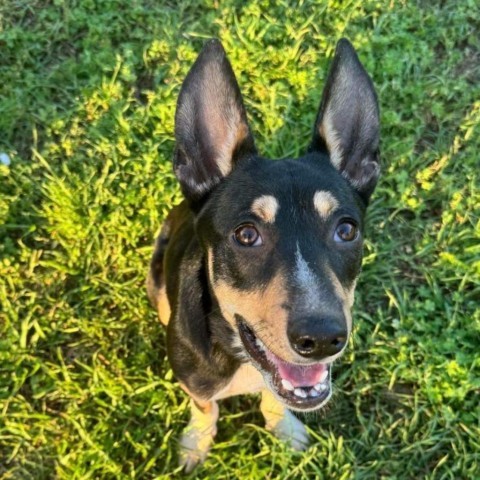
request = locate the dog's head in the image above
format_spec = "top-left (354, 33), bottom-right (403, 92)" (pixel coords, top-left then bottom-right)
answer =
top-left (173, 39), bottom-right (379, 411)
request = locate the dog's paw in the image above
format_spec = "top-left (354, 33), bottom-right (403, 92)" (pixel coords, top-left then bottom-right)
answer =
top-left (179, 424), bottom-right (216, 473)
top-left (178, 400), bottom-right (219, 473)
top-left (269, 410), bottom-right (310, 451)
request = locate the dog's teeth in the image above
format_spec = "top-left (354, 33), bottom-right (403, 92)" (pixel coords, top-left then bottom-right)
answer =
top-left (294, 388), bottom-right (307, 398)
top-left (281, 379), bottom-right (294, 391)
top-left (309, 388), bottom-right (320, 397)
top-left (319, 370), bottom-right (328, 383)
top-left (314, 383), bottom-right (328, 392)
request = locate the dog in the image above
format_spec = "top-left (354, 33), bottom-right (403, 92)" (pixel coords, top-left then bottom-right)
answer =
top-left (147, 38), bottom-right (379, 471)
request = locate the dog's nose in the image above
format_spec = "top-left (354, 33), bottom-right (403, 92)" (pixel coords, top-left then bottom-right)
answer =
top-left (288, 317), bottom-right (348, 360)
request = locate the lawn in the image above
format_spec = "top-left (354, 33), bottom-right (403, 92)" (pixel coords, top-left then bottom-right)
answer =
top-left (0, 1), bottom-right (479, 478)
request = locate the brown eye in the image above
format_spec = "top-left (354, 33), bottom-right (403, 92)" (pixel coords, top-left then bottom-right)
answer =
top-left (334, 221), bottom-right (358, 243)
top-left (234, 225), bottom-right (263, 247)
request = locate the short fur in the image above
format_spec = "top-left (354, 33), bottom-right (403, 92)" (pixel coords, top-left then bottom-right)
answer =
top-left (147, 38), bottom-right (380, 471)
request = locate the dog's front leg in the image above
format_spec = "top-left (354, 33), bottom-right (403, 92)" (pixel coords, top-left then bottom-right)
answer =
top-left (260, 389), bottom-right (309, 450)
top-left (178, 396), bottom-right (219, 473)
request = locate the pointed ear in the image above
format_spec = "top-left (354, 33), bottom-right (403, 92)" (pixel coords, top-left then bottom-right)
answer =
top-left (310, 39), bottom-right (380, 200)
top-left (173, 39), bottom-right (256, 203)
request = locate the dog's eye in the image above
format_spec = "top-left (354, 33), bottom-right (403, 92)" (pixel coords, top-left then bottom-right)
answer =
top-left (234, 224), bottom-right (263, 247)
top-left (334, 221), bottom-right (358, 242)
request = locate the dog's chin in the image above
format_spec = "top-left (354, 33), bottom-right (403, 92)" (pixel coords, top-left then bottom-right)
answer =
top-left (236, 318), bottom-right (333, 412)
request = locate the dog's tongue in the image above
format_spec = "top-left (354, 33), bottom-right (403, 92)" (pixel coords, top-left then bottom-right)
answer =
top-left (265, 350), bottom-right (327, 387)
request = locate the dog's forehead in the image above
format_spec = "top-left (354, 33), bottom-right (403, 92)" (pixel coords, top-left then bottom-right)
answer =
top-left (219, 155), bottom-right (362, 222)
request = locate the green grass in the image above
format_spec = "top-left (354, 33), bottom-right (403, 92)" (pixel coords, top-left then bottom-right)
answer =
top-left (1, 1), bottom-right (479, 478)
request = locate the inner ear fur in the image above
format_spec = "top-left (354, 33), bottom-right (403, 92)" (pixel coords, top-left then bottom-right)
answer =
top-left (311, 39), bottom-right (380, 201)
top-left (173, 39), bottom-right (256, 204)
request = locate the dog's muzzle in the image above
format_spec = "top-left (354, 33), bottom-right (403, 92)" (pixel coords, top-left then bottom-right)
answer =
top-left (237, 317), bottom-right (336, 411)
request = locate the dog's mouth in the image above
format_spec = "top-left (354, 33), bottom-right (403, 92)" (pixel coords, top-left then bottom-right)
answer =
top-left (237, 318), bottom-right (332, 411)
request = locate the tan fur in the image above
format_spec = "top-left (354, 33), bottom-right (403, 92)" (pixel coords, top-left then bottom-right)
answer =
top-left (325, 265), bottom-right (354, 334)
top-left (251, 195), bottom-right (279, 223)
top-left (157, 285), bottom-right (171, 326)
top-left (179, 398), bottom-right (219, 473)
top-left (212, 363), bottom-right (265, 400)
top-left (313, 190), bottom-right (339, 219)
top-left (208, 250), bottom-right (303, 363)
top-left (181, 363), bottom-right (264, 404)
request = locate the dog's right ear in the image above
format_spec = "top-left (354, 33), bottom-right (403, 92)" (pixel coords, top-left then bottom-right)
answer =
top-left (173, 40), bottom-right (256, 204)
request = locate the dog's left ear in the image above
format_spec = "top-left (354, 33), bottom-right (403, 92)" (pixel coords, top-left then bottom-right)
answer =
top-left (173, 39), bottom-right (256, 204)
top-left (310, 39), bottom-right (380, 201)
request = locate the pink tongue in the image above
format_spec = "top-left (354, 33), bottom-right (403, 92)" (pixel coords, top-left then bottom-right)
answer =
top-left (265, 350), bottom-right (327, 387)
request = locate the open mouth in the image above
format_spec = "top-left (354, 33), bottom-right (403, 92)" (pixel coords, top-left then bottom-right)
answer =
top-left (237, 318), bottom-right (332, 411)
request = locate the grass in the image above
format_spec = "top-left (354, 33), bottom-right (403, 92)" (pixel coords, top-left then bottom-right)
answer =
top-left (0, 0), bottom-right (479, 478)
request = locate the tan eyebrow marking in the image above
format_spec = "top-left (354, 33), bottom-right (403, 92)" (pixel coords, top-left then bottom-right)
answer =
top-left (313, 190), bottom-right (339, 219)
top-left (251, 195), bottom-right (279, 223)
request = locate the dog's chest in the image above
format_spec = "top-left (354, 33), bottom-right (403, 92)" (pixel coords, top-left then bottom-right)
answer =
top-left (212, 363), bottom-right (265, 401)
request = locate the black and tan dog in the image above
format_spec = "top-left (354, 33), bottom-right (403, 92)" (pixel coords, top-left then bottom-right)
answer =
top-left (147, 38), bottom-right (379, 471)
